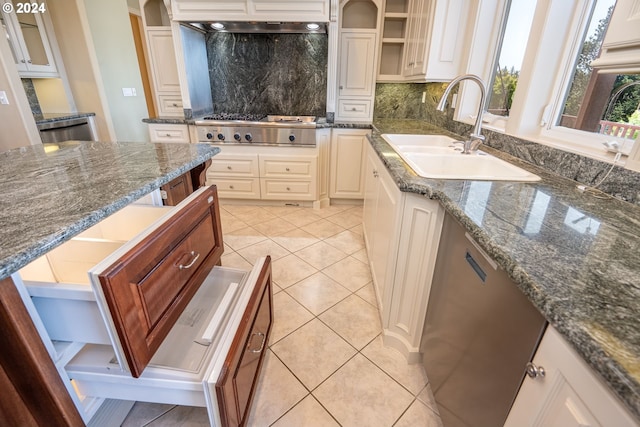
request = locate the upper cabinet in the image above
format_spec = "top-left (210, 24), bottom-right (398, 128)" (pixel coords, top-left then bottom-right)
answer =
top-left (590, 0), bottom-right (640, 74)
top-left (171, 0), bottom-right (330, 22)
top-left (140, 0), bottom-right (182, 117)
top-left (336, 0), bottom-right (381, 122)
top-left (0, 0), bottom-right (58, 77)
top-left (378, 0), bottom-right (469, 82)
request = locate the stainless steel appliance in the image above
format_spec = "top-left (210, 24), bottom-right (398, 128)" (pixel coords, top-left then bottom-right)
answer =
top-left (421, 213), bottom-right (547, 427)
top-left (195, 114), bottom-right (317, 146)
top-left (37, 116), bottom-right (96, 143)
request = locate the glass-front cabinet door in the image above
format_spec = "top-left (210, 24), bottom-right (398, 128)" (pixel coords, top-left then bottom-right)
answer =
top-left (0, 0), bottom-right (57, 76)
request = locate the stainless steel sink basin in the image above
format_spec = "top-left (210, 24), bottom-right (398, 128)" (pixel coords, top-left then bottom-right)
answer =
top-left (381, 133), bottom-right (540, 182)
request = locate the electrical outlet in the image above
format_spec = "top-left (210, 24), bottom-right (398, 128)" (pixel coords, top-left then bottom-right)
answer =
top-left (0, 91), bottom-right (9, 105)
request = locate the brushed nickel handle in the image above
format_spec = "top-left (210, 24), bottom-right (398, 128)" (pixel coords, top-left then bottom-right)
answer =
top-left (525, 362), bottom-right (545, 379)
top-left (229, 185), bottom-right (234, 189)
top-left (172, 103), bottom-right (178, 107)
top-left (165, 133), bottom-right (171, 137)
top-left (178, 251), bottom-right (200, 270)
top-left (285, 167), bottom-right (290, 171)
top-left (247, 332), bottom-right (266, 353)
top-left (286, 187), bottom-right (291, 191)
top-left (227, 166), bottom-right (232, 170)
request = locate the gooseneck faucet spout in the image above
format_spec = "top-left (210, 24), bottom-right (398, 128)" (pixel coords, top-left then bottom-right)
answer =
top-left (437, 74), bottom-right (487, 154)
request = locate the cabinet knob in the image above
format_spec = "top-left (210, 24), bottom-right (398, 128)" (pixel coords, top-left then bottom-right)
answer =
top-left (229, 185), bottom-right (234, 189)
top-left (20, 59), bottom-right (26, 63)
top-left (286, 187), bottom-right (291, 191)
top-left (227, 166), bottom-right (232, 170)
top-left (165, 133), bottom-right (171, 137)
top-left (27, 59), bottom-right (32, 64)
top-left (285, 167), bottom-right (290, 172)
top-left (525, 362), bottom-right (545, 379)
top-left (352, 108), bottom-right (357, 111)
top-left (373, 170), bottom-right (379, 178)
top-left (172, 103), bottom-right (178, 107)
top-left (339, 85), bottom-right (343, 90)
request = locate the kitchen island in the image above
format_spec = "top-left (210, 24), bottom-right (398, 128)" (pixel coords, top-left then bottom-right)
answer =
top-left (370, 118), bottom-right (640, 423)
top-left (0, 140), bottom-right (220, 425)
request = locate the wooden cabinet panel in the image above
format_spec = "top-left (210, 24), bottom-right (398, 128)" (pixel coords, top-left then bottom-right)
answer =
top-left (93, 186), bottom-right (224, 377)
top-left (148, 124), bottom-right (190, 143)
top-left (216, 256), bottom-right (273, 427)
top-left (161, 172), bottom-right (193, 206)
top-left (339, 32), bottom-right (377, 97)
top-left (330, 129), bottom-right (369, 199)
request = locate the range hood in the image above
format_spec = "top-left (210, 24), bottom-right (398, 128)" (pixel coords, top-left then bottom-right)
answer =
top-left (186, 21), bottom-right (327, 34)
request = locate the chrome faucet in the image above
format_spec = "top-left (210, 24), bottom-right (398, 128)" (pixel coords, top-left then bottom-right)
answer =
top-left (437, 74), bottom-right (487, 154)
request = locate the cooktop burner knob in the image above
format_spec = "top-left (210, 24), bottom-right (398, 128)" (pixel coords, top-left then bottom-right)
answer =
top-left (289, 134), bottom-right (296, 142)
top-left (217, 133), bottom-right (225, 141)
top-left (206, 132), bottom-right (214, 140)
top-left (245, 133), bottom-right (253, 142)
top-left (234, 133), bottom-right (241, 141)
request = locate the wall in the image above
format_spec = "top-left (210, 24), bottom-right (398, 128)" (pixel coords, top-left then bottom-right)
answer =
top-left (83, 0), bottom-right (148, 142)
top-left (375, 83), bottom-right (640, 205)
top-left (206, 33), bottom-right (328, 116)
top-left (32, 78), bottom-right (72, 113)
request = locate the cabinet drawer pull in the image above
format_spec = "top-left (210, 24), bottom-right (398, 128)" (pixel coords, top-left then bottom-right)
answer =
top-left (285, 167), bottom-right (290, 172)
top-left (247, 331), bottom-right (266, 353)
top-left (227, 166), bottom-right (232, 170)
top-left (165, 133), bottom-right (171, 137)
top-left (172, 103), bottom-right (178, 107)
top-left (525, 362), bottom-right (545, 379)
top-left (286, 187), bottom-right (291, 191)
top-left (229, 185), bottom-right (234, 189)
top-left (178, 251), bottom-right (200, 270)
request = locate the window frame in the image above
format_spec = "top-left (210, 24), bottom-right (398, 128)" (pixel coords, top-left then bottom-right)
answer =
top-left (453, 0), bottom-right (640, 167)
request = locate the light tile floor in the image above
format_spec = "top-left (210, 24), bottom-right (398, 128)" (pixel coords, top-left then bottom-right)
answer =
top-left (121, 203), bottom-right (443, 427)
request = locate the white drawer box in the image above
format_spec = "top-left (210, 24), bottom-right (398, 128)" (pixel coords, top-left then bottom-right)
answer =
top-left (260, 179), bottom-right (316, 200)
top-left (18, 188), bottom-right (273, 426)
top-left (259, 155), bottom-right (317, 179)
top-left (207, 177), bottom-right (261, 199)
top-left (157, 94), bottom-right (184, 117)
top-left (209, 154), bottom-right (259, 177)
top-left (338, 99), bottom-right (372, 119)
top-left (148, 124), bottom-right (190, 143)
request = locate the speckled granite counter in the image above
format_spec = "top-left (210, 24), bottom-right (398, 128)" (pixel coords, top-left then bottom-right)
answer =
top-left (0, 141), bottom-right (220, 281)
top-left (371, 119), bottom-right (640, 420)
top-left (142, 117), bottom-right (192, 125)
top-left (34, 112), bottom-right (96, 125)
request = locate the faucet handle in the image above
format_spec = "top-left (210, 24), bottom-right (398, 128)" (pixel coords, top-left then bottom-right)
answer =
top-left (468, 134), bottom-right (485, 152)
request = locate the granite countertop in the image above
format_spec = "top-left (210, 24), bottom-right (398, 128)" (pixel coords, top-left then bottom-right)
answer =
top-left (34, 112), bottom-right (96, 125)
top-left (371, 118), bottom-right (640, 420)
top-left (0, 141), bottom-right (220, 281)
top-left (141, 116), bottom-right (374, 129)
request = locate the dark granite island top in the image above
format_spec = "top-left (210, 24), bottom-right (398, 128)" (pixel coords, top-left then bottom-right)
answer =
top-left (0, 141), bottom-right (220, 281)
top-left (371, 119), bottom-right (640, 420)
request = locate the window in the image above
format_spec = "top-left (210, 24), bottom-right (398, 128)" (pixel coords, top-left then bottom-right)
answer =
top-left (456, 0), bottom-right (640, 166)
top-left (486, 0), bottom-right (537, 117)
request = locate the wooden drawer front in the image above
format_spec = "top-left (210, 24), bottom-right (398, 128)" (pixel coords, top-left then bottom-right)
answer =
top-left (157, 95), bottom-right (184, 116)
top-left (209, 156), bottom-right (259, 177)
top-left (259, 156), bottom-right (316, 179)
top-left (338, 99), bottom-right (372, 119)
top-left (138, 214), bottom-right (215, 328)
top-left (217, 257), bottom-right (272, 427)
top-left (261, 179), bottom-right (315, 200)
top-left (207, 178), bottom-right (261, 199)
top-left (161, 172), bottom-right (193, 206)
top-left (148, 124), bottom-right (190, 143)
top-left (94, 186), bottom-right (224, 378)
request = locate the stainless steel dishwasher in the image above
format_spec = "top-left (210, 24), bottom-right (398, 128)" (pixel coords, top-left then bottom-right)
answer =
top-left (37, 116), bottom-right (95, 143)
top-left (421, 213), bottom-right (547, 427)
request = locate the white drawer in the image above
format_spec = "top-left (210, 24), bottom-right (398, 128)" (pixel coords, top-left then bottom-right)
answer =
top-left (338, 99), bottom-right (372, 119)
top-left (259, 155), bottom-right (317, 179)
top-left (260, 179), bottom-right (316, 201)
top-left (157, 94), bottom-right (184, 117)
top-left (148, 124), bottom-right (190, 143)
top-left (207, 177), bottom-right (261, 199)
top-left (209, 154), bottom-right (259, 177)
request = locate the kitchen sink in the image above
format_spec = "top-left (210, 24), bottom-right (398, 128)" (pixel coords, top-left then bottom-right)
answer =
top-left (381, 133), bottom-right (541, 182)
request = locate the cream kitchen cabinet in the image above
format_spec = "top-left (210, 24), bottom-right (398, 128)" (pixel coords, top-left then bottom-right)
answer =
top-left (17, 187), bottom-right (273, 426)
top-left (378, 0), bottom-right (469, 82)
top-left (363, 141), bottom-right (445, 361)
top-left (147, 123), bottom-right (191, 143)
top-left (140, 0), bottom-right (183, 117)
top-left (506, 326), bottom-right (639, 427)
top-left (0, 0), bottom-right (58, 77)
top-left (171, 0), bottom-right (330, 22)
top-left (336, 0), bottom-right (381, 122)
top-left (590, 0), bottom-right (640, 73)
top-left (206, 146), bottom-right (319, 203)
top-left (330, 128), bottom-right (370, 199)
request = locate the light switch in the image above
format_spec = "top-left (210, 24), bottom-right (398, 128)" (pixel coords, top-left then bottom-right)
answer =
top-left (0, 91), bottom-right (9, 105)
top-left (122, 88), bottom-right (137, 97)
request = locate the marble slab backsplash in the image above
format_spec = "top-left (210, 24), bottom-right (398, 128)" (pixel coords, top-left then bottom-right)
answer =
top-left (21, 79), bottom-right (42, 117)
top-left (206, 33), bottom-right (327, 117)
top-left (374, 83), bottom-right (640, 205)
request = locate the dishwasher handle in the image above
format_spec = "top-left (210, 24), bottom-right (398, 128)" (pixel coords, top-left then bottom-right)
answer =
top-left (465, 251), bottom-right (487, 282)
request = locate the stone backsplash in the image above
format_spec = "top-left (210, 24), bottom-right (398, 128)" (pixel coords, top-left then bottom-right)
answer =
top-left (206, 33), bottom-right (327, 117)
top-left (374, 83), bottom-right (640, 205)
top-left (21, 79), bottom-right (42, 117)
